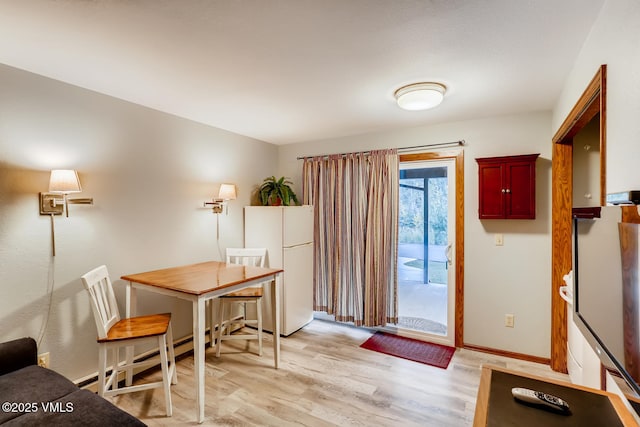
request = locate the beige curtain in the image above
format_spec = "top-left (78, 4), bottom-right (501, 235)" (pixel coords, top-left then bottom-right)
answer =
top-left (302, 149), bottom-right (398, 327)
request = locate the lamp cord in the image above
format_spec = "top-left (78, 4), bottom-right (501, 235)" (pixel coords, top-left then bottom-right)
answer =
top-left (37, 252), bottom-right (56, 348)
top-left (216, 213), bottom-right (223, 261)
top-left (50, 213), bottom-right (56, 257)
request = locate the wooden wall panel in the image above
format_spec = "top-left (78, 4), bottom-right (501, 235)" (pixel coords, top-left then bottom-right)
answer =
top-left (551, 141), bottom-right (572, 372)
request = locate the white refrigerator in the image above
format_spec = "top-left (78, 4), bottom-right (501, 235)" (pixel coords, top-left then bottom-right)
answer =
top-left (244, 205), bottom-right (314, 336)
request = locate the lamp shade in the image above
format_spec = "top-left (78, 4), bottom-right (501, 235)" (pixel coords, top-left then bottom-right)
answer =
top-left (395, 82), bottom-right (446, 111)
top-left (218, 183), bottom-right (237, 200)
top-left (49, 169), bottom-right (82, 193)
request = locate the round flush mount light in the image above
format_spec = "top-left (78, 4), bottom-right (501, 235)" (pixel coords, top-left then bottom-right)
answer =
top-left (394, 82), bottom-right (446, 111)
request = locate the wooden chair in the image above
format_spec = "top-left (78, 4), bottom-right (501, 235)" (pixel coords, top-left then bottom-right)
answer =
top-left (81, 265), bottom-right (177, 416)
top-left (215, 248), bottom-right (267, 357)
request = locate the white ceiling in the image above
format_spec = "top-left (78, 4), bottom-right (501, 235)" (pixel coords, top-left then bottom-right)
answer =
top-left (0, 0), bottom-right (604, 145)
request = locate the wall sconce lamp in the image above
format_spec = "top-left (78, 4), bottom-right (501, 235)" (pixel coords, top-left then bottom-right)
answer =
top-left (39, 169), bottom-right (94, 256)
top-left (39, 169), bottom-right (94, 218)
top-left (204, 184), bottom-right (237, 256)
top-left (204, 183), bottom-right (237, 214)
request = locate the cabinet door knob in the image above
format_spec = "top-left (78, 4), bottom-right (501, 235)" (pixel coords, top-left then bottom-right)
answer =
top-left (506, 189), bottom-right (511, 193)
top-left (501, 189), bottom-right (506, 193)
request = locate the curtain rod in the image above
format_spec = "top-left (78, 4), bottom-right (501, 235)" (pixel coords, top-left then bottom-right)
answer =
top-left (296, 139), bottom-right (465, 160)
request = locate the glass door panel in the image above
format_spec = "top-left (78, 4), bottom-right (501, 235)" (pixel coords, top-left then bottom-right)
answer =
top-left (396, 159), bottom-right (455, 345)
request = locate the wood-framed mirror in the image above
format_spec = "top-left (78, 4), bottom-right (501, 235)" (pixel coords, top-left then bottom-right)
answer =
top-left (551, 64), bottom-right (607, 373)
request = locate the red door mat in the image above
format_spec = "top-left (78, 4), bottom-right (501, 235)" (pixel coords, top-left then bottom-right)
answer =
top-left (360, 332), bottom-right (455, 369)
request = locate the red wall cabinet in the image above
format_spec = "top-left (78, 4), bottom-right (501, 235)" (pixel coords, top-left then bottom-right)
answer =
top-left (476, 153), bottom-right (539, 219)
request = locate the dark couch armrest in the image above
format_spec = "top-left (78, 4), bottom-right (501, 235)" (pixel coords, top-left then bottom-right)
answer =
top-left (0, 337), bottom-right (37, 376)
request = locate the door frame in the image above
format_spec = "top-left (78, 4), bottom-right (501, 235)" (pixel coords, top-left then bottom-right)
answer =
top-left (400, 149), bottom-right (464, 347)
top-left (551, 65), bottom-right (607, 372)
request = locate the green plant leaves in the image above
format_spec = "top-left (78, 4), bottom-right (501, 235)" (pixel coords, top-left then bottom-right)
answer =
top-left (258, 176), bottom-right (299, 206)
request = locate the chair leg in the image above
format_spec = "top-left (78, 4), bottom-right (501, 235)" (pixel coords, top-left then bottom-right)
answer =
top-left (112, 347), bottom-right (119, 392)
top-left (167, 323), bottom-right (177, 385)
top-left (216, 297), bottom-right (263, 357)
top-left (257, 299), bottom-right (263, 356)
top-left (158, 335), bottom-right (172, 417)
top-left (125, 343), bottom-right (134, 387)
top-left (240, 302), bottom-right (249, 352)
top-left (208, 299), bottom-right (215, 348)
top-left (216, 299), bottom-right (226, 357)
top-left (98, 345), bottom-right (107, 397)
top-left (239, 301), bottom-right (247, 329)
top-left (225, 304), bottom-right (235, 339)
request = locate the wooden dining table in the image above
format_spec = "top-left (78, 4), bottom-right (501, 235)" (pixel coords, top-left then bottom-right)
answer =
top-left (121, 260), bottom-right (283, 423)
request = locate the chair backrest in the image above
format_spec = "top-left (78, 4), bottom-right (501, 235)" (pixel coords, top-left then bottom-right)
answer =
top-left (81, 265), bottom-right (121, 339)
top-left (226, 248), bottom-right (267, 267)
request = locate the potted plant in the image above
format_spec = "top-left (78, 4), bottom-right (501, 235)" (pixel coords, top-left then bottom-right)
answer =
top-left (258, 176), bottom-right (300, 206)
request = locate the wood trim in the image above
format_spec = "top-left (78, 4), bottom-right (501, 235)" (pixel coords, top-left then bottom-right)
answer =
top-left (622, 206), bottom-right (640, 224)
top-left (552, 66), bottom-right (605, 145)
top-left (472, 366), bottom-right (492, 426)
top-left (552, 65), bottom-right (607, 206)
top-left (620, 222), bottom-right (640, 385)
top-left (475, 153), bottom-right (540, 163)
top-left (551, 65), bottom-right (606, 373)
top-left (551, 142), bottom-right (572, 372)
top-left (400, 149), bottom-right (463, 163)
top-left (600, 67), bottom-right (607, 206)
top-left (455, 150), bottom-right (465, 347)
top-left (464, 343), bottom-right (551, 365)
top-left (399, 149), bottom-right (465, 347)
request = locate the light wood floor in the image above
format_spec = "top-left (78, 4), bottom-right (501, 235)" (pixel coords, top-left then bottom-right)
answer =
top-left (112, 320), bottom-right (569, 426)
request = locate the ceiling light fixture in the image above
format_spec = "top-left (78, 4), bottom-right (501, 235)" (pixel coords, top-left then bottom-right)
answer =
top-left (394, 82), bottom-right (446, 111)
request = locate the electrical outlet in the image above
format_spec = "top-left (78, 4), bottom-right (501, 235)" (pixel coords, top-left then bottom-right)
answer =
top-left (505, 314), bottom-right (515, 328)
top-left (37, 352), bottom-right (50, 368)
top-left (495, 234), bottom-right (504, 246)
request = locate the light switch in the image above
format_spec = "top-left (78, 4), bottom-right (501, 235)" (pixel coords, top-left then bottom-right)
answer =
top-left (505, 314), bottom-right (514, 328)
top-left (494, 234), bottom-right (504, 246)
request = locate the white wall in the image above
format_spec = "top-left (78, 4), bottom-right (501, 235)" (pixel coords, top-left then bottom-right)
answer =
top-left (0, 64), bottom-right (277, 380)
top-left (278, 111), bottom-right (553, 358)
top-left (553, 0), bottom-right (640, 193)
